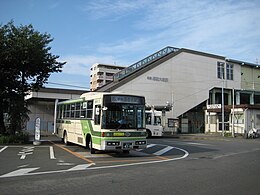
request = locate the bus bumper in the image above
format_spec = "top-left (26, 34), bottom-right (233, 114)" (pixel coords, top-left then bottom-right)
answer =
top-left (101, 140), bottom-right (147, 151)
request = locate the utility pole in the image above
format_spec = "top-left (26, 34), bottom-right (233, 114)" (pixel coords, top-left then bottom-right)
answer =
top-left (222, 71), bottom-right (225, 137)
top-left (232, 88), bottom-right (235, 137)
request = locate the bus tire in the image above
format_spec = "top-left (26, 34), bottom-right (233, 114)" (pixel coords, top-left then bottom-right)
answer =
top-left (123, 150), bottom-right (129, 154)
top-left (146, 129), bottom-right (152, 138)
top-left (87, 136), bottom-right (96, 154)
top-left (63, 131), bottom-right (69, 145)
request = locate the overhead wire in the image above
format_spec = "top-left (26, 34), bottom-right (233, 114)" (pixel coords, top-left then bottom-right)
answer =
top-left (47, 82), bottom-right (89, 90)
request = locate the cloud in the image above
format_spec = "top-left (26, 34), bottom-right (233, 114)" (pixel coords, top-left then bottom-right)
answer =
top-left (83, 0), bottom-right (151, 20)
top-left (92, 0), bottom-right (260, 63)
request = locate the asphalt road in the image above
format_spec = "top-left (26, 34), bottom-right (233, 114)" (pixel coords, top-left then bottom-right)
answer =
top-left (0, 137), bottom-right (259, 195)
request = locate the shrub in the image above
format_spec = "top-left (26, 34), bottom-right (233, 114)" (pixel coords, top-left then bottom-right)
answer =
top-left (0, 132), bottom-right (29, 144)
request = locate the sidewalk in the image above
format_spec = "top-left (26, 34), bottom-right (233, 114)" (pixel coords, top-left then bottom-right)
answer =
top-left (163, 133), bottom-right (244, 140)
top-left (28, 132), bottom-right (246, 143)
top-left (29, 133), bottom-right (62, 143)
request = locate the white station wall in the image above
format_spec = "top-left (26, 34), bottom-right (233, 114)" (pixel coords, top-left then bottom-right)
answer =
top-left (115, 51), bottom-right (241, 118)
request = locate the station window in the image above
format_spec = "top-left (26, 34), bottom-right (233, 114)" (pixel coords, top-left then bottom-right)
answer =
top-left (226, 63), bottom-right (233, 80)
top-left (217, 62), bottom-right (225, 79)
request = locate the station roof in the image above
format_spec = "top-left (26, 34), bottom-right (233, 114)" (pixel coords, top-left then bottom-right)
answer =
top-left (25, 87), bottom-right (88, 101)
top-left (96, 46), bottom-right (258, 92)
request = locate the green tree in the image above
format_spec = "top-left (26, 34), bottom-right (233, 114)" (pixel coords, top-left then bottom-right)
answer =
top-left (0, 21), bottom-right (65, 134)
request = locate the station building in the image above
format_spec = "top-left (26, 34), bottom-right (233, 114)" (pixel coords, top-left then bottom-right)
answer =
top-left (96, 46), bottom-right (260, 135)
top-left (25, 88), bottom-right (86, 134)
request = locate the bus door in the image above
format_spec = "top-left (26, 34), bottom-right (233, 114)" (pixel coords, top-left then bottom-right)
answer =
top-left (94, 104), bottom-right (101, 125)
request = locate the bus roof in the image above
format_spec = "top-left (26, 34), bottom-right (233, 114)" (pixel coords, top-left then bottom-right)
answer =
top-left (58, 92), bottom-right (145, 104)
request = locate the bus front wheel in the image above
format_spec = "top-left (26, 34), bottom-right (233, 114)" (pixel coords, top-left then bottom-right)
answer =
top-left (87, 136), bottom-right (96, 154)
top-left (146, 129), bottom-right (152, 138)
top-left (63, 132), bottom-right (69, 145)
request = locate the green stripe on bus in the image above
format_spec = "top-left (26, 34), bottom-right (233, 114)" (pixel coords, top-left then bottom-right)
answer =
top-left (80, 120), bottom-right (101, 137)
top-left (104, 131), bottom-right (147, 137)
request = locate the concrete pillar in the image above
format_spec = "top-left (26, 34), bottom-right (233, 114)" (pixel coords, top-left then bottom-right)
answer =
top-left (250, 92), bottom-right (254, 105)
top-left (53, 99), bottom-right (59, 134)
top-left (228, 89), bottom-right (232, 105)
top-left (236, 91), bottom-right (240, 105)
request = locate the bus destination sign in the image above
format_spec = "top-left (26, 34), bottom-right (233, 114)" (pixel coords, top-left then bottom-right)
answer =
top-left (110, 95), bottom-right (143, 104)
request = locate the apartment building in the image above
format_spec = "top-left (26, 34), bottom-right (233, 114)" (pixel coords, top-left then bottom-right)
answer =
top-left (90, 63), bottom-right (125, 91)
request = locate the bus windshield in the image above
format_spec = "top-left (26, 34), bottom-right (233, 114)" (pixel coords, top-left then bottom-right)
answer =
top-left (102, 104), bottom-right (145, 129)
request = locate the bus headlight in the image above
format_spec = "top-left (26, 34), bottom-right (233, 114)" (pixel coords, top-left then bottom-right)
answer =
top-left (135, 141), bottom-right (146, 145)
top-left (107, 141), bottom-right (120, 146)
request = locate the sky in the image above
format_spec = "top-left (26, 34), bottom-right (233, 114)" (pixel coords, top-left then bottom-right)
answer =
top-left (1, 0), bottom-right (260, 90)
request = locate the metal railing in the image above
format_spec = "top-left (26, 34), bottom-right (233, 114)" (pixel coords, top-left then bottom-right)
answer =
top-left (114, 46), bottom-right (179, 81)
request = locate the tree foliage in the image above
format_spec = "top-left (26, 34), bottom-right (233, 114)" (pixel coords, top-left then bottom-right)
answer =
top-left (0, 21), bottom-right (65, 134)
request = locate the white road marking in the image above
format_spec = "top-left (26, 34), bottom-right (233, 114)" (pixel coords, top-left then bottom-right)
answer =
top-left (17, 164), bottom-right (29, 168)
top-left (18, 152), bottom-right (33, 159)
top-left (88, 146), bottom-right (189, 171)
top-left (147, 144), bottom-right (156, 148)
top-left (0, 167), bottom-right (40, 178)
top-left (0, 164), bottom-right (95, 178)
top-left (22, 146), bottom-right (34, 152)
top-left (49, 146), bottom-right (56, 159)
top-left (136, 143), bottom-right (156, 151)
top-left (57, 163), bottom-right (75, 166)
top-left (185, 142), bottom-right (213, 146)
top-left (77, 152), bottom-right (110, 158)
top-left (17, 147), bottom-right (34, 159)
top-left (69, 163), bottom-right (95, 171)
top-left (153, 146), bottom-right (173, 155)
top-left (0, 145), bottom-right (189, 178)
top-left (0, 146), bottom-right (8, 153)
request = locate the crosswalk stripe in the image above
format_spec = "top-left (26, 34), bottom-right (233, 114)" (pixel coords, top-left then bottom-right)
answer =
top-left (153, 146), bottom-right (173, 156)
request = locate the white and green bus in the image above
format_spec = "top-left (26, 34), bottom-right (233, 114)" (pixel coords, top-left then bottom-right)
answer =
top-left (56, 92), bottom-right (147, 153)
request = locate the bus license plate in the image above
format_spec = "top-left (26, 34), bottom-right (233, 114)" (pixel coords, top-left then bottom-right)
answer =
top-left (123, 142), bottom-right (133, 149)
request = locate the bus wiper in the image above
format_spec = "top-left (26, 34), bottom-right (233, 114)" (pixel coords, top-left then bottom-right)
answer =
top-left (116, 124), bottom-right (122, 131)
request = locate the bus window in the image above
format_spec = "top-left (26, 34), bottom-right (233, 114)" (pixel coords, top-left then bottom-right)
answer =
top-left (80, 102), bottom-right (86, 118)
top-left (137, 108), bottom-right (145, 128)
top-left (75, 102), bottom-right (81, 118)
top-left (71, 103), bottom-right (75, 118)
top-left (62, 105), bottom-right (65, 118)
top-left (154, 116), bottom-right (161, 125)
top-left (146, 113), bottom-right (152, 125)
top-left (65, 104), bottom-right (71, 118)
top-left (87, 100), bottom-right (93, 119)
top-left (57, 105), bottom-right (61, 119)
